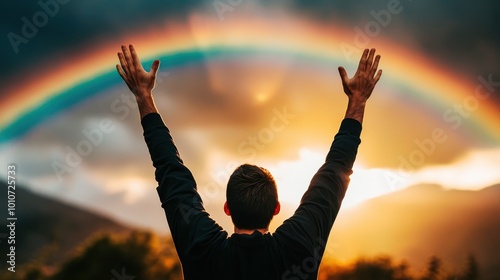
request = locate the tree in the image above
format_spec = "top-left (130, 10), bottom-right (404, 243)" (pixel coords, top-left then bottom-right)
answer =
top-left (48, 231), bottom-right (181, 280)
top-left (461, 254), bottom-right (479, 280)
top-left (325, 255), bottom-right (414, 280)
top-left (421, 256), bottom-right (441, 280)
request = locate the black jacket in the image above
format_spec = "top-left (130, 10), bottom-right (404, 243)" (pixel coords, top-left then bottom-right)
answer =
top-left (141, 113), bottom-right (361, 280)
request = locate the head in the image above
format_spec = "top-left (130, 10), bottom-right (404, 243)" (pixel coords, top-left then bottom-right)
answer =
top-left (224, 164), bottom-right (280, 231)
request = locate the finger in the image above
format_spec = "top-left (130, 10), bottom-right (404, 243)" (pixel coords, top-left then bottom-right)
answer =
top-left (373, 69), bottom-right (383, 84)
top-left (358, 49), bottom-right (369, 70)
top-left (117, 52), bottom-right (129, 74)
top-left (116, 64), bottom-right (129, 82)
top-left (370, 55), bottom-right (381, 77)
top-left (122, 45), bottom-right (135, 73)
top-left (129, 44), bottom-right (144, 71)
top-left (116, 64), bottom-right (134, 91)
top-left (366, 48), bottom-right (375, 70)
top-left (338, 66), bottom-right (349, 83)
top-left (150, 59), bottom-right (160, 76)
top-left (117, 65), bottom-right (134, 92)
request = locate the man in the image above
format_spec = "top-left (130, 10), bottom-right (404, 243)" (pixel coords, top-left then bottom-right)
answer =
top-left (117, 45), bottom-right (382, 279)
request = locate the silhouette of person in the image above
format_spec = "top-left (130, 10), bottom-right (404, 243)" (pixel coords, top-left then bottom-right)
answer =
top-left (117, 45), bottom-right (382, 280)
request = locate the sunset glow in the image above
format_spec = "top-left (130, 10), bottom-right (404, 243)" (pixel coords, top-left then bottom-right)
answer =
top-left (1, 2), bottom-right (499, 277)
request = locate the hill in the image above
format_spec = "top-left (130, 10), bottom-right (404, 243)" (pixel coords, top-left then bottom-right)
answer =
top-left (0, 181), bottom-right (131, 270)
top-left (329, 183), bottom-right (500, 279)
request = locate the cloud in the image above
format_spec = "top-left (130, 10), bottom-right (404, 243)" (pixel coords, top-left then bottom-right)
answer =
top-left (3, 0), bottom-right (499, 91)
top-left (271, 0), bottom-right (500, 80)
top-left (405, 148), bottom-right (500, 190)
top-left (2, 1), bottom-right (499, 233)
top-left (1, 1), bottom-right (206, 90)
top-left (348, 148), bottom-right (500, 206)
top-left (255, 147), bottom-right (500, 210)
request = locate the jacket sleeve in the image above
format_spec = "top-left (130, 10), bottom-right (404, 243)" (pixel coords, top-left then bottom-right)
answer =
top-left (141, 113), bottom-right (226, 263)
top-left (274, 118), bottom-right (362, 257)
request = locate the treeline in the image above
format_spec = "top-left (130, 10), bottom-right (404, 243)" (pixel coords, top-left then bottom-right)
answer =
top-left (0, 230), bottom-right (480, 280)
top-left (320, 255), bottom-right (479, 280)
top-left (0, 231), bottom-right (182, 280)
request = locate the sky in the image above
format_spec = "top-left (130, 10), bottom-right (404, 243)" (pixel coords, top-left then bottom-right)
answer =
top-left (1, 0), bottom-right (500, 234)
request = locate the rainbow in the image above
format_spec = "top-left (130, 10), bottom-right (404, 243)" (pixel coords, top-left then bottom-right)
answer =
top-left (1, 14), bottom-right (500, 144)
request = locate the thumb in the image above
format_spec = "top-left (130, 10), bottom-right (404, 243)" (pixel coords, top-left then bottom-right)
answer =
top-left (338, 66), bottom-right (348, 83)
top-left (150, 60), bottom-right (160, 75)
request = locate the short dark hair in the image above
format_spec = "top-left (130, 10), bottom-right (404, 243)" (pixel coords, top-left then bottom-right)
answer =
top-left (226, 164), bottom-right (278, 230)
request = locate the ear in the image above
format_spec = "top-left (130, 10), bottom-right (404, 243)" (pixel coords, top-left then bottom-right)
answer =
top-left (273, 201), bottom-right (281, 216)
top-left (223, 201), bottom-right (231, 216)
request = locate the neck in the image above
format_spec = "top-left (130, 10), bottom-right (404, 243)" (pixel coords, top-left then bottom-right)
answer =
top-left (234, 227), bottom-right (268, 235)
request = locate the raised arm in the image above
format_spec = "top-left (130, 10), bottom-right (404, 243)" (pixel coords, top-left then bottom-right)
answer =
top-left (275, 48), bottom-right (382, 264)
top-left (116, 45), bottom-right (226, 265)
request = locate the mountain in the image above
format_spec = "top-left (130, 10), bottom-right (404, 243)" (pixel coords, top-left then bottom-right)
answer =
top-left (329, 183), bottom-right (500, 279)
top-left (0, 181), bottom-right (131, 269)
